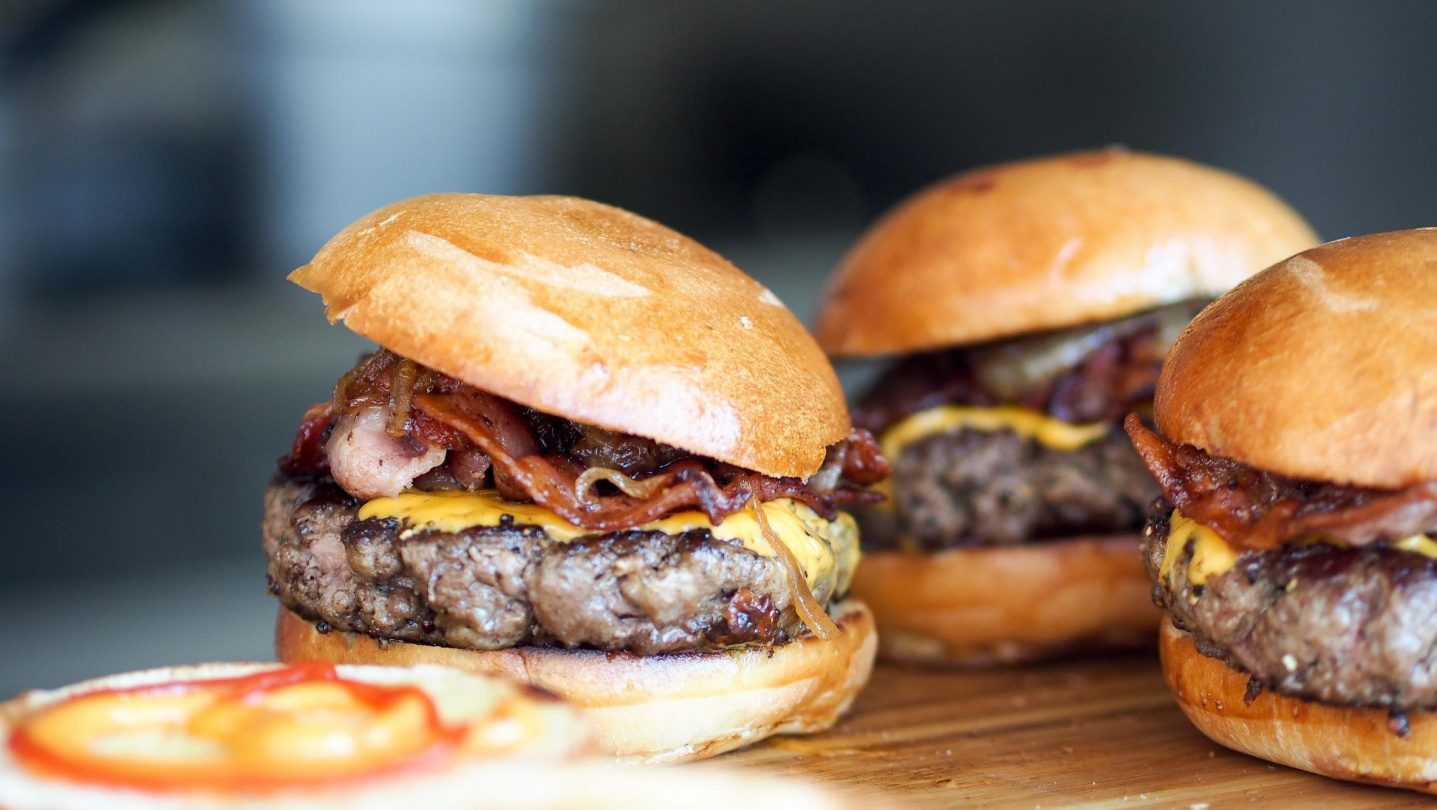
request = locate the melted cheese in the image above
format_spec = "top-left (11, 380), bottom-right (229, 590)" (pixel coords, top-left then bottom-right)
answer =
top-left (879, 405), bottom-right (1109, 462)
top-left (1393, 534), bottom-right (1437, 558)
top-left (1158, 510), bottom-right (1238, 587)
top-left (1159, 509), bottom-right (1437, 588)
top-left (358, 490), bottom-right (859, 596)
top-left (872, 405), bottom-right (1110, 507)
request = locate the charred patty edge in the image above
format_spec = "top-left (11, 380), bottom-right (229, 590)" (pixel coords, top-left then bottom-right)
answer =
top-left (263, 475), bottom-right (848, 656)
top-left (859, 426), bottom-right (1157, 551)
top-left (1145, 498), bottom-right (1437, 712)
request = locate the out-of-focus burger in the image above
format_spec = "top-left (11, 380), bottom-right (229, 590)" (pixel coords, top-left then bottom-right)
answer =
top-left (813, 148), bottom-right (1317, 665)
top-left (266, 194), bottom-right (886, 762)
top-left (0, 662), bottom-right (867, 809)
top-left (1127, 229), bottom-right (1437, 792)
top-left (0, 661), bottom-right (592, 809)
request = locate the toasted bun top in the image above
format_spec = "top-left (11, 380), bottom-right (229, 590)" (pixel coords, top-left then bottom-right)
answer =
top-left (815, 149), bottom-right (1318, 356)
top-left (1155, 229), bottom-right (1437, 488)
top-left (290, 194), bottom-right (849, 478)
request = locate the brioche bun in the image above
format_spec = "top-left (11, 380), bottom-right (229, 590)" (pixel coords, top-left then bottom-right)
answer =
top-left (276, 600), bottom-right (877, 764)
top-left (1161, 621), bottom-right (1437, 793)
top-left (289, 193), bottom-right (848, 479)
top-left (1155, 228), bottom-right (1437, 488)
top-left (815, 148), bottom-right (1317, 356)
top-left (849, 536), bottom-right (1158, 666)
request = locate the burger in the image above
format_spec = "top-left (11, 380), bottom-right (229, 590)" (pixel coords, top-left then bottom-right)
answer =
top-left (0, 661), bottom-right (593, 808)
top-left (0, 662), bottom-right (863, 809)
top-left (812, 148), bottom-right (1317, 665)
top-left (264, 194), bottom-right (885, 763)
top-left (1127, 228), bottom-right (1437, 792)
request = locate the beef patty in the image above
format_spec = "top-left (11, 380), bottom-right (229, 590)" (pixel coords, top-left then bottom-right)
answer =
top-left (1146, 502), bottom-right (1437, 711)
top-left (862, 428), bottom-right (1157, 550)
top-left (263, 476), bottom-right (843, 655)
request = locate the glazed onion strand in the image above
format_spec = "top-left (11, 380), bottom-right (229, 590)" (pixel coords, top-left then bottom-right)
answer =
top-left (751, 499), bottom-right (838, 641)
top-left (574, 467), bottom-right (669, 505)
top-left (386, 359), bottom-right (419, 438)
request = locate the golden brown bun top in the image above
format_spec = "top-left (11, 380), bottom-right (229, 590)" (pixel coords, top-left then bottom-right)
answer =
top-left (290, 194), bottom-right (849, 478)
top-left (1155, 228), bottom-right (1437, 488)
top-left (815, 148), bottom-right (1318, 356)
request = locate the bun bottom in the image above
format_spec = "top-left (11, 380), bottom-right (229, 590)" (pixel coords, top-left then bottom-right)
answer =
top-left (850, 535), bottom-right (1157, 666)
top-left (1161, 621), bottom-right (1437, 793)
top-left (276, 600), bottom-right (876, 764)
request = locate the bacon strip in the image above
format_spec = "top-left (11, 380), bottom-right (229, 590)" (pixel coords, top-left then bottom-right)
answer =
top-left (853, 301), bottom-right (1200, 433)
top-left (283, 349), bottom-right (887, 529)
top-left (415, 390), bottom-right (882, 530)
top-left (277, 402), bottom-right (335, 477)
top-left (1124, 414), bottom-right (1437, 550)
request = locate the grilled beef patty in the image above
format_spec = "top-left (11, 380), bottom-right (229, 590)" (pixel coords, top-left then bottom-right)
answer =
top-left (263, 476), bottom-right (839, 655)
top-left (1145, 502), bottom-right (1437, 711)
top-left (862, 428), bottom-right (1157, 550)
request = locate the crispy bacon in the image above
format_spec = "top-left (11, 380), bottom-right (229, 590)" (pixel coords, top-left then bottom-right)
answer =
top-left (280, 350), bottom-right (887, 529)
top-left (1124, 414), bottom-right (1437, 550)
top-left (853, 301), bottom-right (1200, 433)
top-left (277, 402), bottom-right (334, 477)
top-left (415, 390), bottom-right (881, 529)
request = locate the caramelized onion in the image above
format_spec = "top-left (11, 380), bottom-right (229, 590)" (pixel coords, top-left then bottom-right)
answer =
top-left (858, 301), bottom-right (1208, 431)
top-left (386, 359), bottom-right (419, 438)
top-left (971, 321), bottom-right (1121, 400)
top-left (751, 499), bottom-right (838, 641)
top-left (970, 302), bottom-right (1201, 401)
top-left (574, 466), bottom-right (669, 504)
top-left (332, 363), bottom-right (365, 410)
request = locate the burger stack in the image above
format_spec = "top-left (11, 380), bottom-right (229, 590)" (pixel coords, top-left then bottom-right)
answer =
top-left (5, 151), bottom-right (1436, 804)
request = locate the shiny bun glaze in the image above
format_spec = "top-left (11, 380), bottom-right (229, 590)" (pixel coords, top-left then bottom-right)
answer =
top-left (291, 193), bottom-right (850, 479)
top-left (1156, 228), bottom-right (1437, 488)
top-left (816, 148), bottom-right (1317, 356)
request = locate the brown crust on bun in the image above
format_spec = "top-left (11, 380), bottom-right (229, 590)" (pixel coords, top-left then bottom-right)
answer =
top-left (276, 600), bottom-right (877, 764)
top-left (1155, 228), bottom-right (1437, 488)
top-left (849, 536), bottom-right (1158, 666)
top-left (289, 194), bottom-right (848, 479)
top-left (1160, 620), bottom-right (1437, 793)
top-left (815, 148), bottom-right (1318, 357)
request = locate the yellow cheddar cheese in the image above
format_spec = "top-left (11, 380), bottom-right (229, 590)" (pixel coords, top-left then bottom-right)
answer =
top-left (1158, 510), bottom-right (1238, 587)
top-left (878, 405), bottom-right (1110, 463)
top-left (358, 490), bottom-right (858, 596)
top-left (1159, 509), bottom-right (1437, 588)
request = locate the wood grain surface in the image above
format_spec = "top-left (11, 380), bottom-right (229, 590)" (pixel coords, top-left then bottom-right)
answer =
top-left (720, 654), bottom-right (1430, 808)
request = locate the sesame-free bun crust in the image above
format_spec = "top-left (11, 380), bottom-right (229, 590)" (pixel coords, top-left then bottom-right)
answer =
top-left (290, 194), bottom-right (848, 479)
top-left (1161, 621), bottom-right (1437, 793)
top-left (816, 149), bottom-right (1317, 356)
top-left (1155, 228), bottom-right (1437, 488)
top-left (849, 536), bottom-right (1158, 666)
top-left (276, 600), bottom-right (877, 764)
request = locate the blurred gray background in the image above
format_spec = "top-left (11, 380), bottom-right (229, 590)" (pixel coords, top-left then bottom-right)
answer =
top-left (3, 0), bottom-right (1436, 693)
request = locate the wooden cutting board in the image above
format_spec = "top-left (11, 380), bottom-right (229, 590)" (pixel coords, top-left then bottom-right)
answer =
top-left (720, 655), bottom-right (1429, 808)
